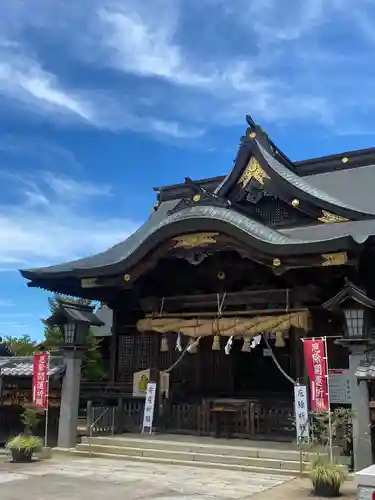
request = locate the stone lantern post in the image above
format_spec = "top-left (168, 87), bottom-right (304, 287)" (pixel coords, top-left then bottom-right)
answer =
top-left (323, 280), bottom-right (375, 471)
top-left (45, 299), bottom-right (104, 449)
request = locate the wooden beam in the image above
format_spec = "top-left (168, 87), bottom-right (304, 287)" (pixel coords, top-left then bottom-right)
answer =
top-left (140, 287), bottom-right (319, 313)
top-left (144, 307), bottom-right (308, 318)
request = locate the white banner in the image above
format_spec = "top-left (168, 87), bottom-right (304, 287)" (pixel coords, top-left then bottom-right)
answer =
top-left (141, 382), bottom-right (157, 435)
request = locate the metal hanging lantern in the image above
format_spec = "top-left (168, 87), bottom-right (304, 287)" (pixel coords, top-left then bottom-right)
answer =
top-left (45, 299), bottom-right (104, 348)
top-left (343, 303), bottom-right (367, 339)
top-left (322, 280), bottom-right (375, 346)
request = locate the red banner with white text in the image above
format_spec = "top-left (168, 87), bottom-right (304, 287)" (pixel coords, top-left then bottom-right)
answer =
top-left (32, 352), bottom-right (49, 410)
top-left (303, 339), bottom-right (329, 411)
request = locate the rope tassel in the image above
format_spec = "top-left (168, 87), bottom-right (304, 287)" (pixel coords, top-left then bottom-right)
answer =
top-left (242, 335), bottom-right (251, 352)
top-left (212, 334), bottom-right (220, 351)
top-left (275, 331), bottom-right (285, 348)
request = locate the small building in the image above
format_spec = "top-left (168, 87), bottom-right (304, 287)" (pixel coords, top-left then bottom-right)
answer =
top-left (0, 356), bottom-right (64, 444)
top-left (19, 116), bottom-right (375, 441)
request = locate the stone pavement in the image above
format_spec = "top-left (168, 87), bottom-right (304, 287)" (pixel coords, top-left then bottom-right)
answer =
top-left (0, 455), bottom-right (294, 499)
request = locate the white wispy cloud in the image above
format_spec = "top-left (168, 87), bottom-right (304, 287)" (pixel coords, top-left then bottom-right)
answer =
top-left (1, 0), bottom-right (375, 136)
top-left (0, 299), bottom-right (14, 307)
top-left (0, 51), bottom-right (93, 122)
top-left (0, 163), bottom-right (139, 271)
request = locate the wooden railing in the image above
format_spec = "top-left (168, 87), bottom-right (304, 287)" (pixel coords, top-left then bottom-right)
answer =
top-left (104, 396), bottom-right (294, 440)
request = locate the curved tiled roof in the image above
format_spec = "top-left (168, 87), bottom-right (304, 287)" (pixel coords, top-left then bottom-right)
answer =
top-left (256, 142), bottom-right (375, 218)
top-left (20, 200), bottom-right (370, 282)
top-left (0, 356), bottom-right (64, 377)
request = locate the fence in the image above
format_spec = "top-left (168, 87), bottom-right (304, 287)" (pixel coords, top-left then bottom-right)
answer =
top-left (85, 397), bottom-right (294, 440)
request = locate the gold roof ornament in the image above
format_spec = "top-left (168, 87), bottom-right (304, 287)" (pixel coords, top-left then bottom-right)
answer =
top-left (172, 232), bottom-right (218, 249)
top-left (318, 210), bottom-right (349, 224)
top-left (238, 157), bottom-right (270, 189)
top-left (341, 156), bottom-right (349, 163)
top-left (321, 252), bottom-right (348, 267)
top-left (291, 198), bottom-right (300, 208)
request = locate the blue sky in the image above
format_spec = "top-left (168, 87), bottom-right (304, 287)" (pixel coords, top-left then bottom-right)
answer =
top-left (1, 0), bottom-right (375, 340)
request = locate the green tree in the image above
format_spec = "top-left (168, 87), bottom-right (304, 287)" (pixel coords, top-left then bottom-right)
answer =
top-left (44, 295), bottom-right (106, 382)
top-left (3, 334), bottom-right (39, 356)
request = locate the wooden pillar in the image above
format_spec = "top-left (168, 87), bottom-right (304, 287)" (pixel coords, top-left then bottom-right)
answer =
top-left (291, 299), bottom-right (306, 384)
top-left (291, 328), bottom-right (304, 383)
top-left (109, 307), bottom-right (117, 385)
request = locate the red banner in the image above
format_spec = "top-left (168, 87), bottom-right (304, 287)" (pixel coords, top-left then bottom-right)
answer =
top-left (32, 352), bottom-right (49, 410)
top-left (303, 339), bottom-right (329, 411)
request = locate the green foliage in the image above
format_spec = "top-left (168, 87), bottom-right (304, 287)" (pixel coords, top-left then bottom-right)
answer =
top-left (81, 329), bottom-right (105, 382)
top-left (310, 408), bottom-right (354, 449)
top-left (43, 295), bottom-right (106, 382)
top-left (310, 454), bottom-right (346, 489)
top-left (6, 405), bottom-right (43, 453)
top-left (3, 334), bottom-right (39, 356)
top-left (6, 434), bottom-right (42, 452)
top-left (20, 404), bottom-right (44, 434)
top-left (42, 296), bottom-right (64, 350)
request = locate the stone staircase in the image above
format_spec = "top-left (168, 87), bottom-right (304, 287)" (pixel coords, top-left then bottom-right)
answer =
top-left (75, 435), bottom-right (311, 475)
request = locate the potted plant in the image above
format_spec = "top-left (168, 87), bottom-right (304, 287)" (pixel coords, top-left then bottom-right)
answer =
top-left (6, 435), bottom-right (42, 463)
top-left (310, 455), bottom-right (346, 497)
top-left (6, 404), bottom-right (43, 463)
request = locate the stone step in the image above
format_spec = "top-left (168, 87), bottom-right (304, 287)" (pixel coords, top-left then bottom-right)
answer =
top-left (80, 436), bottom-right (309, 462)
top-left (73, 448), bottom-right (303, 476)
top-left (76, 443), bottom-right (309, 472)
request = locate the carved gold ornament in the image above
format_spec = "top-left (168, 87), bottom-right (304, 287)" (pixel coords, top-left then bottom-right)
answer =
top-left (81, 278), bottom-right (99, 288)
top-left (321, 252), bottom-right (348, 267)
top-left (238, 157), bottom-right (270, 189)
top-left (172, 232), bottom-right (218, 249)
top-left (318, 210), bottom-right (349, 224)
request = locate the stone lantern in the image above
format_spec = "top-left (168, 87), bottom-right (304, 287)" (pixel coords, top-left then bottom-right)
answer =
top-left (323, 280), bottom-right (375, 471)
top-left (45, 299), bottom-right (104, 449)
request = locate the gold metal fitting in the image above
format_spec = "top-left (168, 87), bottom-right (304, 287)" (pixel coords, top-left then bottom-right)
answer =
top-left (341, 157), bottom-right (349, 164)
top-left (272, 258), bottom-right (281, 267)
top-left (123, 274), bottom-right (131, 282)
top-left (291, 198), bottom-right (300, 208)
top-left (193, 194), bottom-right (201, 202)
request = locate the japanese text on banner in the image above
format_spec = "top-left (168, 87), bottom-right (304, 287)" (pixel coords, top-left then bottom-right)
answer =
top-left (303, 339), bottom-right (329, 411)
top-left (142, 382), bottom-right (156, 434)
top-left (294, 385), bottom-right (309, 442)
top-left (32, 353), bottom-right (49, 410)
